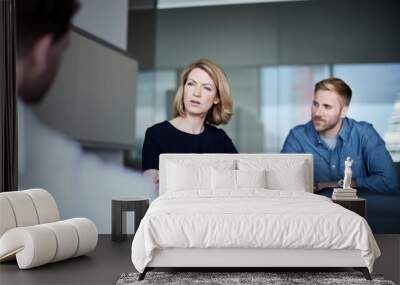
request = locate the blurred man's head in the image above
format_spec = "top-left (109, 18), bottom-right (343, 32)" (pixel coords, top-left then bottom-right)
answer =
top-left (311, 77), bottom-right (352, 137)
top-left (16, 0), bottom-right (80, 104)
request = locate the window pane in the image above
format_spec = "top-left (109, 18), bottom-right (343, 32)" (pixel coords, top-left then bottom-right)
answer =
top-left (135, 70), bottom-right (177, 142)
top-left (334, 63), bottom-right (400, 161)
top-left (261, 65), bottom-right (330, 152)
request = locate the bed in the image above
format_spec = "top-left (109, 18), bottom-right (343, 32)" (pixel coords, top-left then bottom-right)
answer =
top-left (131, 154), bottom-right (380, 280)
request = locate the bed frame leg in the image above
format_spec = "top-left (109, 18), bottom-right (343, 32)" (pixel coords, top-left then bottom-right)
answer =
top-left (354, 267), bottom-right (371, 280)
top-left (138, 268), bottom-right (148, 281)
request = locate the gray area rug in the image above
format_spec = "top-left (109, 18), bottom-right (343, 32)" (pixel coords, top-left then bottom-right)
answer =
top-left (116, 271), bottom-right (396, 285)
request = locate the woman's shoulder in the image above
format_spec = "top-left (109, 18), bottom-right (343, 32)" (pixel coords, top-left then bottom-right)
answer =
top-left (145, 121), bottom-right (170, 136)
top-left (204, 124), bottom-right (229, 138)
top-left (204, 124), bottom-right (237, 153)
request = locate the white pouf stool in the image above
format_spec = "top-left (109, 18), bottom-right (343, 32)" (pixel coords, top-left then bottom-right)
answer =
top-left (0, 188), bottom-right (98, 269)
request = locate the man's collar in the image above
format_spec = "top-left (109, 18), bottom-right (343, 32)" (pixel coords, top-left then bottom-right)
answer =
top-left (337, 117), bottom-right (350, 142)
top-left (306, 121), bottom-right (323, 146)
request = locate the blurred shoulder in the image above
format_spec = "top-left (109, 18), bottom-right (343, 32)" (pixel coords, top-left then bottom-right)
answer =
top-left (205, 124), bottom-right (230, 138)
top-left (289, 121), bottom-right (310, 137)
top-left (145, 121), bottom-right (170, 136)
top-left (347, 118), bottom-right (376, 134)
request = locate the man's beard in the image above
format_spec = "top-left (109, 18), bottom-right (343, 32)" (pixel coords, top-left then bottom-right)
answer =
top-left (312, 115), bottom-right (341, 134)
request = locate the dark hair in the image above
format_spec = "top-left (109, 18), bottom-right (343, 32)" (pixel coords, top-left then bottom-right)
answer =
top-left (16, 0), bottom-right (80, 57)
top-left (314, 77), bottom-right (352, 106)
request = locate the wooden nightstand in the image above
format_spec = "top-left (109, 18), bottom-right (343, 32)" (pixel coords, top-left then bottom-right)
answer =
top-left (332, 198), bottom-right (366, 218)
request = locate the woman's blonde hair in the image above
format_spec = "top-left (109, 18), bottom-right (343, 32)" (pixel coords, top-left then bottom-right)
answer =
top-left (173, 58), bottom-right (233, 125)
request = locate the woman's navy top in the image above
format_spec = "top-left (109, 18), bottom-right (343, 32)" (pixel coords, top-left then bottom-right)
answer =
top-left (142, 121), bottom-right (238, 170)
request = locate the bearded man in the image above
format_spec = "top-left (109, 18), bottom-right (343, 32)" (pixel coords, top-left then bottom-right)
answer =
top-left (281, 77), bottom-right (398, 194)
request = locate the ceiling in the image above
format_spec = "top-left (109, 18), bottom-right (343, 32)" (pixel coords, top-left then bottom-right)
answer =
top-left (157, 0), bottom-right (310, 9)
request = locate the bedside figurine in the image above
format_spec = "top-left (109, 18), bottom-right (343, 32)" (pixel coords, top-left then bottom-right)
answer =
top-left (343, 157), bottom-right (353, 189)
top-left (333, 157), bottom-right (358, 199)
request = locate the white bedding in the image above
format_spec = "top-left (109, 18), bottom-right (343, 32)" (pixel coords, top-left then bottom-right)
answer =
top-left (131, 190), bottom-right (380, 273)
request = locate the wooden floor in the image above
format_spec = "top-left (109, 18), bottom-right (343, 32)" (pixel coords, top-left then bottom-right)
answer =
top-left (1, 234), bottom-right (398, 285)
top-left (0, 235), bottom-right (134, 285)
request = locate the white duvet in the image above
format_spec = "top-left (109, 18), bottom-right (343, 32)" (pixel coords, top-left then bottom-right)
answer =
top-left (131, 190), bottom-right (380, 273)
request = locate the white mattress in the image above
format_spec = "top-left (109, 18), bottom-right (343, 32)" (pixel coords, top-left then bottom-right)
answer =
top-left (131, 190), bottom-right (380, 273)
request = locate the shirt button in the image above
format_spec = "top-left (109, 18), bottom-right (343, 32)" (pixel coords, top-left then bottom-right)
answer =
top-left (332, 164), bottom-right (336, 168)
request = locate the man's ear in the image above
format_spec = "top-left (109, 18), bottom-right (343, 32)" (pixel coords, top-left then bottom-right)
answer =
top-left (341, 105), bottom-right (349, 118)
top-left (30, 34), bottom-right (54, 73)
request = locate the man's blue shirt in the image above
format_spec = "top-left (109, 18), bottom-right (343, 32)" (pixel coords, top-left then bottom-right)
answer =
top-left (281, 117), bottom-right (398, 193)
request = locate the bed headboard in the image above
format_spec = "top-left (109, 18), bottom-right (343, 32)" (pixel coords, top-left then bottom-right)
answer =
top-left (159, 153), bottom-right (314, 195)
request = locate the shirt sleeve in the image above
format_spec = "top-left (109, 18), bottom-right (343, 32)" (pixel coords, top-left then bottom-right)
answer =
top-left (281, 130), bottom-right (304, 153)
top-left (356, 125), bottom-right (399, 193)
top-left (142, 128), bottom-right (162, 171)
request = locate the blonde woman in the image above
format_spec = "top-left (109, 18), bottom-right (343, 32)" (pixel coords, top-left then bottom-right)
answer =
top-left (142, 58), bottom-right (238, 184)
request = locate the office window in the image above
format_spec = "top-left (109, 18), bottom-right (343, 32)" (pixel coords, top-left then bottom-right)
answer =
top-left (334, 63), bottom-right (400, 161)
top-left (132, 63), bottom-right (400, 162)
top-left (261, 65), bottom-right (330, 152)
top-left (131, 70), bottom-right (177, 162)
top-left (134, 70), bottom-right (177, 144)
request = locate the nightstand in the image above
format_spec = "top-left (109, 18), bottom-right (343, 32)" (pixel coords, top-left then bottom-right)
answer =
top-left (332, 198), bottom-right (366, 218)
top-left (111, 197), bottom-right (149, 242)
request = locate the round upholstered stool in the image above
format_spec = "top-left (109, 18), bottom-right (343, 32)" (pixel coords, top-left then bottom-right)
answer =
top-left (111, 197), bottom-right (149, 242)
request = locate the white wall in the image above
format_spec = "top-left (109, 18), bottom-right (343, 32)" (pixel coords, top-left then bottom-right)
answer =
top-left (71, 0), bottom-right (131, 174)
top-left (73, 0), bottom-right (128, 50)
top-left (70, 0), bottom-right (134, 209)
top-left (34, 31), bottom-right (138, 147)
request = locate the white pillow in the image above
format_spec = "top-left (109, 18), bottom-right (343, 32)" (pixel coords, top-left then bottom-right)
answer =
top-left (237, 159), bottom-right (308, 192)
top-left (237, 169), bottom-right (267, 188)
top-left (166, 163), bottom-right (210, 191)
top-left (211, 169), bottom-right (267, 190)
top-left (211, 169), bottom-right (236, 190)
top-left (166, 160), bottom-right (235, 192)
top-left (266, 167), bottom-right (306, 191)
